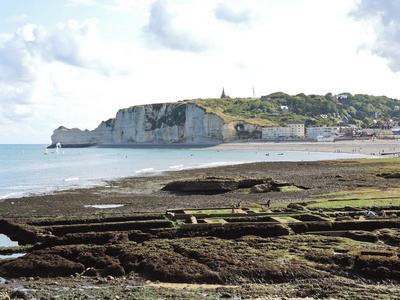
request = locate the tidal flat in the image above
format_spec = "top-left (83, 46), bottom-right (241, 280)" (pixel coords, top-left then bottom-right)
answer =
top-left (0, 158), bottom-right (400, 299)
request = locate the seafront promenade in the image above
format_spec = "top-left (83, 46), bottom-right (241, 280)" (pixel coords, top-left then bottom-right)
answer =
top-left (212, 139), bottom-right (400, 156)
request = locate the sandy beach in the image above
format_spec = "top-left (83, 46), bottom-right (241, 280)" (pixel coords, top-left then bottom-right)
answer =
top-left (210, 139), bottom-right (400, 156)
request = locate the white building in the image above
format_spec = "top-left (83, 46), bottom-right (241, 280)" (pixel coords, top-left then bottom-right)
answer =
top-left (288, 123), bottom-right (305, 137)
top-left (306, 126), bottom-right (339, 140)
top-left (262, 124), bottom-right (305, 140)
top-left (392, 127), bottom-right (400, 138)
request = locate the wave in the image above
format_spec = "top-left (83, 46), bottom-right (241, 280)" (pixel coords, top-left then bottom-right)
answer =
top-left (194, 161), bottom-right (247, 168)
top-left (135, 168), bottom-right (155, 174)
top-left (0, 192), bottom-right (25, 200)
top-left (64, 177), bottom-right (80, 182)
top-left (169, 165), bottom-right (184, 169)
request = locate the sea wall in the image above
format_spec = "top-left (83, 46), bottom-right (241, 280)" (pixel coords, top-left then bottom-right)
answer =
top-left (50, 102), bottom-right (258, 146)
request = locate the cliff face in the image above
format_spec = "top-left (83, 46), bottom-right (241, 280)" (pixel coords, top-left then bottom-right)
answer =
top-left (51, 102), bottom-right (262, 146)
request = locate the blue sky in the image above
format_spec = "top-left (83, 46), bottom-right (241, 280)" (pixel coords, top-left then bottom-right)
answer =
top-left (1, 0), bottom-right (400, 143)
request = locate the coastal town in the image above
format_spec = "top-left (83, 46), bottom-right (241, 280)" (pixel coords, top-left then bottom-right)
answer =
top-left (235, 92), bottom-right (400, 142)
top-left (260, 122), bottom-right (400, 142)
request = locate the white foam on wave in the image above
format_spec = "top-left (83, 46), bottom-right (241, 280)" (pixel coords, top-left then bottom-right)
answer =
top-left (0, 192), bottom-right (26, 200)
top-left (135, 168), bottom-right (155, 174)
top-left (194, 161), bottom-right (246, 168)
top-left (169, 165), bottom-right (184, 169)
top-left (64, 177), bottom-right (80, 182)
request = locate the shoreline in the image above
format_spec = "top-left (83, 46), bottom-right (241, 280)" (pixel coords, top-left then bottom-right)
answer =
top-left (210, 139), bottom-right (400, 156)
top-left (0, 155), bottom-right (397, 218)
top-left (0, 150), bottom-right (370, 201)
top-left (48, 139), bottom-right (400, 155)
top-left (3, 140), bottom-right (399, 201)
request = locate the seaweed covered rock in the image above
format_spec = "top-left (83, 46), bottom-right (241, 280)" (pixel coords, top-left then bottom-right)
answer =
top-left (162, 177), bottom-right (272, 194)
top-left (287, 203), bottom-right (307, 211)
top-left (0, 253), bottom-right (85, 278)
top-left (161, 176), bottom-right (294, 194)
top-left (377, 172), bottom-right (400, 179)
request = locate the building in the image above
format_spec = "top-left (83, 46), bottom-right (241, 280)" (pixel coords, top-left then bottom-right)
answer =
top-left (262, 127), bottom-right (291, 140)
top-left (262, 124), bottom-right (305, 140)
top-left (288, 123), bottom-right (305, 138)
top-left (392, 127), bottom-right (400, 138)
top-left (306, 126), bottom-right (339, 140)
top-left (220, 88), bottom-right (230, 99)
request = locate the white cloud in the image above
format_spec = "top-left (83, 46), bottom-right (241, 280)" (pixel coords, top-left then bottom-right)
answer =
top-left (144, 0), bottom-right (209, 52)
top-left (0, 19), bottom-right (123, 124)
top-left (352, 0), bottom-right (400, 72)
top-left (214, 2), bottom-right (252, 24)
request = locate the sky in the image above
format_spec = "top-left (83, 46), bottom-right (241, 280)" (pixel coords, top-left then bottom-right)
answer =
top-left (1, 0), bottom-right (400, 143)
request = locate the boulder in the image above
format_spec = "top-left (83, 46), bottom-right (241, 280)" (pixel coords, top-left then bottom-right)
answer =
top-left (377, 172), bottom-right (400, 179)
top-left (250, 183), bottom-right (274, 193)
top-left (287, 203), bottom-right (306, 211)
top-left (162, 177), bottom-right (273, 194)
top-left (162, 177), bottom-right (296, 195)
top-left (162, 177), bottom-right (239, 194)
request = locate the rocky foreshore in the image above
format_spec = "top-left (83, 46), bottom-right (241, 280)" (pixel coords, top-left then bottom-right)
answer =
top-left (1, 158), bottom-right (400, 299)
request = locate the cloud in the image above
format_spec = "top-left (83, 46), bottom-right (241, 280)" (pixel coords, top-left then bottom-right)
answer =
top-left (352, 0), bottom-right (400, 72)
top-left (214, 2), bottom-right (252, 24)
top-left (0, 19), bottom-right (118, 122)
top-left (144, 0), bottom-right (209, 52)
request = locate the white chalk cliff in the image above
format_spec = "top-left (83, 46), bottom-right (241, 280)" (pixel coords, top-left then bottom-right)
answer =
top-left (51, 102), bottom-right (262, 146)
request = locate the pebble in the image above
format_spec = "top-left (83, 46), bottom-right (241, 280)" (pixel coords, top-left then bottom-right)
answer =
top-left (10, 290), bottom-right (28, 300)
top-left (97, 278), bottom-right (107, 284)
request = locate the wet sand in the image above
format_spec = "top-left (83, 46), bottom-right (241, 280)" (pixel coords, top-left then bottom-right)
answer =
top-left (0, 157), bottom-right (397, 219)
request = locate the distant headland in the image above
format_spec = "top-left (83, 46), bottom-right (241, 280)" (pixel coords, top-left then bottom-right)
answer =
top-left (50, 92), bottom-right (400, 147)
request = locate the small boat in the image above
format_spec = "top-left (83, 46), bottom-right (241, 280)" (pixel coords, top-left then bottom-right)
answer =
top-left (277, 153), bottom-right (284, 156)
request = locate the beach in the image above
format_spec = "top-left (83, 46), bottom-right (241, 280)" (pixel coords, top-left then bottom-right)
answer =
top-left (0, 156), bottom-right (400, 298)
top-left (211, 139), bottom-right (400, 156)
top-left (0, 155), bottom-right (395, 218)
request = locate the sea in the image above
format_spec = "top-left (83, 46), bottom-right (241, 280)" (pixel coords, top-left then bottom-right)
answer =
top-left (0, 144), bottom-right (368, 200)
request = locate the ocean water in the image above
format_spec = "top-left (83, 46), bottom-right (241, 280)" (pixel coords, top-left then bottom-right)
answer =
top-left (0, 144), bottom-right (368, 200)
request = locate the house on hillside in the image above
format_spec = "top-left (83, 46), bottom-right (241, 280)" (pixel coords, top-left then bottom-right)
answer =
top-left (280, 105), bottom-right (289, 114)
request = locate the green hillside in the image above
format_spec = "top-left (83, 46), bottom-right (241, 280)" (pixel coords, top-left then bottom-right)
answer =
top-left (191, 92), bottom-right (400, 127)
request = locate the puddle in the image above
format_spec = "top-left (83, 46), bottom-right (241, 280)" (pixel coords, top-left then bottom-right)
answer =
top-left (333, 249), bottom-right (349, 255)
top-left (0, 253), bottom-right (25, 260)
top-left (84, 204), bottom-right (125, 209)
top-left (0, 234), bottom-right (18, 247)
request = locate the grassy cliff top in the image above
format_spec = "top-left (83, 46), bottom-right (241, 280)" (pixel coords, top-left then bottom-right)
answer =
top-left (189, 92), bottom-right (400, 127)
